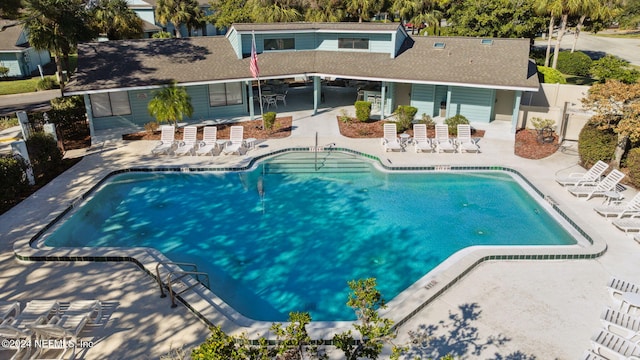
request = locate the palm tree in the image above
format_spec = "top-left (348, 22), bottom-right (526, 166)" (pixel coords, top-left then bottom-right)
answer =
top-left (23, 0), bottom-right (96, 89)
top-left (391, 0), bottom-right (418, 26)
top-left (534, 0), bottom-right (562, 67)
top-left (90, 0), bottom-right (144, 40)
top-left (345, 0), bottom-right (383, 22)
top-left (155, 0), bottom-right (204, 38)
top-left (249, 0), bottom-right (302, 22)
top-left (148, 83), bottom-right (194, 127)
top-left (550, 0), bottom-right (584, 69)
top-left (571, 0), bottom-right (623, 52)
top-left (304, 0), bottom-right (346, 22)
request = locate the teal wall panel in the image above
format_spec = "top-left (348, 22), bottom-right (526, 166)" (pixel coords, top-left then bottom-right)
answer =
top-left (448, 86), bottom-right (494, 122)
top-left (410, 84), bottom-right (436, 119)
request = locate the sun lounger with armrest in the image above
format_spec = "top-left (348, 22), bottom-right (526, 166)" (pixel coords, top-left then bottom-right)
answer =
top-left (223, 126), bottom-right (244, 155)
top-left (556, 160), bottom-right (609, 186)
top-left (381, 123), bottom-right (401, 152)
top-left (195, 126), bottom-right (218, 156)
top-left (174, 126), bottom-right (198, 156)
top-left (567, 169), bottom-right (625, 200)
top-left (433, 124), bottom-right (456, 153)
top-left (594, 193), bottom-right (640, 218)
top-left (590, 328), bottom-right (640, 360)
top-left (151, 125), bottom-right (176, 155)
top-left (412, 124), bottom-right (431, 153)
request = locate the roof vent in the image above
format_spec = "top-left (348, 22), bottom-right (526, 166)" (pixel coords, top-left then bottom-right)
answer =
top-left (480, 39), bottom-right (493, 45)
top-left (433, 42), bottom-right (446, 49)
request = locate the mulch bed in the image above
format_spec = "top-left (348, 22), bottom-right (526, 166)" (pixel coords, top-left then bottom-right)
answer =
top-left (122, 117), bottom-right (293, 141)
top-left (337, 118), bottom-right (486, 139)
top-left (514, 129), bottom-right (559, 159)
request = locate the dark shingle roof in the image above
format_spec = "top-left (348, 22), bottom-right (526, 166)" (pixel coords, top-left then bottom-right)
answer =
top-left (0, 20), bottom-right (27, 51)
top-left (231, 22), bottom-right (402, 33)
top-left (66, 34), bottom-right (538, 94)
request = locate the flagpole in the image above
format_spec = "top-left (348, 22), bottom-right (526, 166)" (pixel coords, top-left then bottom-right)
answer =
top-left (252, 31), bottom-right (265, 130)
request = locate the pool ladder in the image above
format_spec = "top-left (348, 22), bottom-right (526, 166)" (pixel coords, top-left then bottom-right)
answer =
top-left (156, 262), bottom-right (210, 308)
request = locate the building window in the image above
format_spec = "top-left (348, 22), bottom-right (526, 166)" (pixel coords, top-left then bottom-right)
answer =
top-left (264, 38), bottom-right (295, 51)
top-left (209, 83), bottom-right (243, 107)
top-left (90, 92), bottom-right (131, 118)
top-left (338, 38), bottom-right (369, 50)
top-left (433, 42), bottom-right (446, 49)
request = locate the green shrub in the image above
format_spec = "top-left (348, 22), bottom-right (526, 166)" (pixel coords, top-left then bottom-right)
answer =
top-left (537, 66), bottom-right (567, 84)
top-left (393, 105), bottom-right (418, 132)
top-left (444, 114), bottom-right (469, 136)
top-left (36, 77), bottom-right (57, 91)
top-left (354, 101), bottom-right (371, 122)
top-left (144, 121), bottom-right (159, 133)
top-left (50, 95), bottom-right (84, 111)
top-left (555, 51), bottom-right (592, 76)
top-left (0, 116), bottom-right (18, 130)
top-left (26, 132), bottom-right (63, 179)
top-left (0, 155), bottom-right (29, 207)
top-left (338, 109), bottom-right (352, 123)
top-left (590, 55), bottom-right (640, 84)
top-left (530, 117), bottom-right (556, 130)
top-left (0, 66), bottom-right (9, 77)
top-left (263, 111), bottom-right (277, 130)
top-left (627, 148), bottom-right (640, 188)
top-left (419, 113), bottom-right (435, 128)
top-left (578, 123), bottom-right (616, 169)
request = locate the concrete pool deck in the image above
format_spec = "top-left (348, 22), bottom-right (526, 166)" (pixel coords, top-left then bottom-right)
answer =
top-left (1, 105), bottom-right (638, 359)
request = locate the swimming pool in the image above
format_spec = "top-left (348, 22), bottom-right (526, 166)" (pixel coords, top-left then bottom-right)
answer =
top-left (42, 152), bottom-right (578, 322)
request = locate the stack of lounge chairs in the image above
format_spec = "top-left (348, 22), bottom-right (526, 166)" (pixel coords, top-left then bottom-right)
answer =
top-left (0, 299), bottom-right (102, 360)
top-left (585, 278), bottom-right (640, 359)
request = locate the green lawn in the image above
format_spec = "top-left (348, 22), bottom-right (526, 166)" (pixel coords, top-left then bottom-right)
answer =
top-left (594, 31), bottom-right (640, 39)
top-left (0, 77), bottom-right (46, 95)
top-left (0, 54), bottom-right (77, 96)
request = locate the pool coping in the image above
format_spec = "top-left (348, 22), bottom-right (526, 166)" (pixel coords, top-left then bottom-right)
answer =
top-left (13, 148), bottom-right (607, 340)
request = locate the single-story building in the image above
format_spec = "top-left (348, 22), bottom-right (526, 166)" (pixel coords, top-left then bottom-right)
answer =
top-left (127, 0), bottom-right (219, 38)
top-left (64, 22), bottom-right (539, 142)
top-left (0, 19), bottom-right (52, 78)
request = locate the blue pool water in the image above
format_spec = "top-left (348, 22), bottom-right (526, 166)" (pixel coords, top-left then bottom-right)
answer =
top-left (44, 153), bottom-right (576, 321)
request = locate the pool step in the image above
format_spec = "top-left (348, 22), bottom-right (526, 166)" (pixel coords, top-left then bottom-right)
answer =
top-left (264, 152), bottom-right (371, 174)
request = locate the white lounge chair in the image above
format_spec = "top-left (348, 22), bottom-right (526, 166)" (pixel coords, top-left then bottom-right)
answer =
top-left (594, 193), bottom-right (640, 218)
top-left (223, 126), bottom-right (244, 155)
top-left (601, 306), bottom-right (640, 341)
top-left (174, 126), bottom-right (198, 156)
top-left (556, 160), bottom-right (609, 187)
top-left (276, 91), bottom-right (288, 106)
top-left (612, 214), bottom-right (640, 234)
top-left (567, 169), bottom-right (625, 200)
top-left (608, 276), bottom-right (640, 300)
top-left (456, 124), bottom-right (479, 153)
top-left (381, 123), bottom-right (402, 152)
top-left (590, 329), bottom-right (640, 359)
top-left (30, 300), bottom-right (102, 360)
top-left (151, 125), bottom-right (176, 155)
top-left (412, 124), bottom-right (432, 153)
top-left (0, 300), bottom-right (59, 353)
top-left (196, 126), bottom-right (219, 156)
top-left (433, 124), bottom-right (456, 153)
top-left (0, 301), bottom-right (20, 322)
top-left (582, 349), bottom-right (609, 360)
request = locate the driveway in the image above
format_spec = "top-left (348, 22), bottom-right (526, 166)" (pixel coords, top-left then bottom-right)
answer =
top-left (534, 31), bottom-right (640, 66)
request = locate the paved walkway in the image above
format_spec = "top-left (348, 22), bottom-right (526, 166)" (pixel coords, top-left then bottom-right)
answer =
top-left (1, 108), bottom-right (638, 359)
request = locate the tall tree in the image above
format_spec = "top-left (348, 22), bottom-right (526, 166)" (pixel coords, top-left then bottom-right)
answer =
top-left (248, 0), bottom-right (302, 22)
top-left (581, 80), bottom-right (640, 169)
top-left (23, 0), bottom-right (96, 89)
top-left (345, 0), bottom-right (383, 22)
top-left (89, 0), bottom-right (144, 40)
top-left (0, 0), bottom-right (23, 19)
top-left (391, 0), bottom-right (418, 26)
top-left (445, 0), bottom-right (545, 39)
top-left (148, 83), bottom-right (194, 127)
top-left (208, 0), bottom-right (251, 28)
top-left (304, 0), bottom-right (346, 22)
top-left (546, 0), bottom-right (583, 69)
top-left (155, 0), bottom-right (204, 38)
top-left (535, 0), bottom-right (562, 67)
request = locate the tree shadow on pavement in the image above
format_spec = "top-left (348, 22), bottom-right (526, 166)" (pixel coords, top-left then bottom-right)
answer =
top-left (402, 303), bottom-right (537, 360)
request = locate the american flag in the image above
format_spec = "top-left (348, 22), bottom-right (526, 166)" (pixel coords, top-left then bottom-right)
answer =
top-left (250, 35), bottom-right (259, 78)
